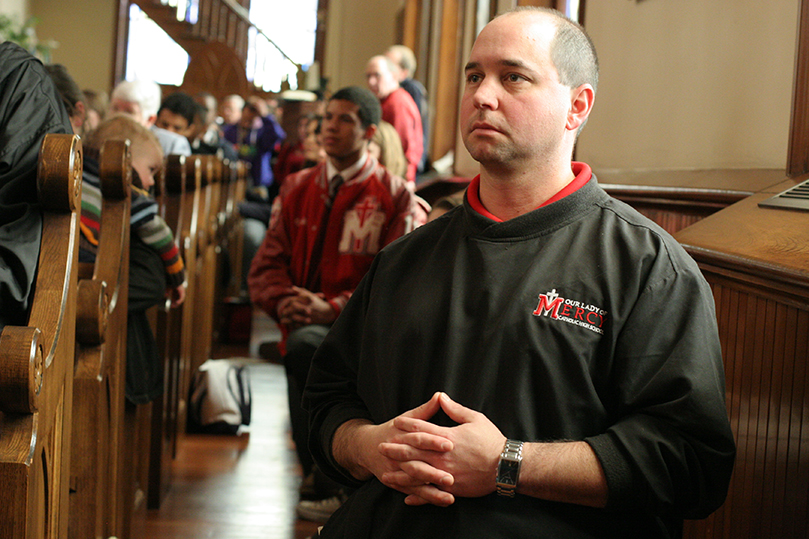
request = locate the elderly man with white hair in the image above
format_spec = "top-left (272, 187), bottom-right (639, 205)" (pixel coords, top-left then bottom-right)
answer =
top-left (109, 79), bottom-right (191, 156)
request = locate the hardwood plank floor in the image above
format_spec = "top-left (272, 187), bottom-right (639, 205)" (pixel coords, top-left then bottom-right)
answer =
top-left (132, 308), bottom-right (321, 539)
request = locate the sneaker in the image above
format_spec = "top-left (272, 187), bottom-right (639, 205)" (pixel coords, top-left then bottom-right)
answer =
top-left (296, 493), bottom-right (345, 524)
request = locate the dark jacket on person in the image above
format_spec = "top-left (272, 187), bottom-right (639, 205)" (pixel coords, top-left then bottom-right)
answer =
top-left (0, 42), bottom-right (73, 330)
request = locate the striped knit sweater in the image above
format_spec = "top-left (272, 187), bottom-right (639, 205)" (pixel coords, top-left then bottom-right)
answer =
top-left (79, 156), bottom-right (186, 289)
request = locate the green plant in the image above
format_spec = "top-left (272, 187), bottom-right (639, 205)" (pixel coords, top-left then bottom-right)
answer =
top-left (0, 14), bottom-right (57, 62)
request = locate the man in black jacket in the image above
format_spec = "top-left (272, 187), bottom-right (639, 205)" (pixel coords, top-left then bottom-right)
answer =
top-left (0, 43), bottom-right (73, 331)
top-left (303, 7), bottom-right (735, 538)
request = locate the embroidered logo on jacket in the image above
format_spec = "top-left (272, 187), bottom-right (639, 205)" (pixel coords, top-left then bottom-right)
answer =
top-left (339, 196), bottom-right (386, 255)
top-left (532, 289), bottom-right (607, 335)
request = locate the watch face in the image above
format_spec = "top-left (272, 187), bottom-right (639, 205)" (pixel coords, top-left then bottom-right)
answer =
top-left (500, 464), bottom-right (519, 485)
top-left (497, 458), bottom-right (520, 487)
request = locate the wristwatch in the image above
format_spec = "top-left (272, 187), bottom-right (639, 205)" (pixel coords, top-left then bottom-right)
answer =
top-left (495, 439), bottom-right (524, 497)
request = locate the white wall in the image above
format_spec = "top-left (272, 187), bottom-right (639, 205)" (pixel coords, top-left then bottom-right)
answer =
top-left (577, 0), bottom-right (800, 171)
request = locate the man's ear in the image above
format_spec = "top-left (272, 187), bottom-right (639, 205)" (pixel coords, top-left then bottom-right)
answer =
top-left (364, 124), bottom-right (378, 141)
top-left (566, 84), bottom-right (595, 132)
top-left (72, 101), bottom-right (86, 132)
top-left (145, 113), bottom-right (157, 128)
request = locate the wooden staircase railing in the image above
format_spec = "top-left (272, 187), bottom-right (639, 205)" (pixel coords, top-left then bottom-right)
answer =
top-left (131, 0), bottom-right (302, 93)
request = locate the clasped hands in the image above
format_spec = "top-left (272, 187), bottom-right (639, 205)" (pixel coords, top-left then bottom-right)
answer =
top-left (354, 392), bottom-right (506, 507)
top-left (278, 286), bottom-right (337, 329)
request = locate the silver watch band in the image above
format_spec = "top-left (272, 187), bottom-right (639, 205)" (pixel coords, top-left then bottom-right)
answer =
top-left (495, 439), bottom-right (523, 497)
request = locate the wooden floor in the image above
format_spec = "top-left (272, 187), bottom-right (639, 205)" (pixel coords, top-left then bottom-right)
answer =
top-left (131, 308), bottom-right (321, 539)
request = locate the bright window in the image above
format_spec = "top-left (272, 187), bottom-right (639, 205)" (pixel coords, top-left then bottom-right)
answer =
top-left (247, 0), bottom-right (318, 92)
top-left (125, 4), bottom-right (189, 86)
top-left (125, 1), bottom-right (317, 93)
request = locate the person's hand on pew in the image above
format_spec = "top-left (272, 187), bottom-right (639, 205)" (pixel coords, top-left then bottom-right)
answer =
top-left (167, 283), bottom-right (186, 308)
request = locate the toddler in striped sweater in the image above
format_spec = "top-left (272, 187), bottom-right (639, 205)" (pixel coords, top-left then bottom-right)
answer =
top-left (79, 114), bottom-right (186, 404)
top-left (80, 114), bottom-right (186, 302)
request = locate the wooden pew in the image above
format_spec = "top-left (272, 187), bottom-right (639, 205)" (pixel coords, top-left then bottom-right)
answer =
top-left (68, 140), bottom-right (131, 539)
top-left (0, 133), bottom-right (82, 538)
top-left (147, 154), bottom-right (203, 471)
top-left (226, 160), bottom-right (249, 297)
top-left (190, 155), bottom-right (220, 376)
top-left (147, 154), bottom-right (191, 509)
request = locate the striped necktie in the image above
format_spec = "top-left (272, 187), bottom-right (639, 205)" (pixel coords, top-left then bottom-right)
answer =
top-left (328, 174), bottom-right (344, 205)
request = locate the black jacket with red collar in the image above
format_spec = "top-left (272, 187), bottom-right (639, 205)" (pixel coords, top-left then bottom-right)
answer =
top-left (304, 169), bottom-right (735, 538)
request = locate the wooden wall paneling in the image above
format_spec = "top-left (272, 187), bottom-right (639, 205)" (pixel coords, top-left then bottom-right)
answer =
top-left (784, 308), bottom-right (808, 538)
top-left (402, 0), bottom-right (421, 53)
top-left (679, 259), bottom-right (809, 539)
top-left (430, 0), bottom-right (464, 169)
top-left (792, 313), bottom-right (809, 539)
top-left (516, 0), bottom-right (554, 7)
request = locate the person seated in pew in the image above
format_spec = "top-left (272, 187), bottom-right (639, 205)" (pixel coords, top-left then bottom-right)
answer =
top-left (0, 42), bottom-right (74, 332)
top-left (43, 63), bottom-right (86, 136)
top-left (385, 44), bottom-right (431, 175)
top-left (190, 92), bottom-right (238, 161)
top-left (82, 88), bottom-right (108, 138)
top-left (301, 113), bottom-right (326, 168)
top-left (368, 119), bottom-right (407, 180)
top-left (80, 114), bottom-right (187, 405)
top-left (365, 55), bottom-right (423, 184)
top-left (248, 86), bottom-right (427, 521)
top-left (109, 79), bottom-right (192, 158)
top-left (274, 113), bottom-right (314, 189)
top-left (302, 8), bottom-right (735, 538)
top-left (220, 94), bottom-right (244, 131)
top-left (222, 95), bottom-right (286, 201)
top-left (154, 91), bottom-right (198, 140)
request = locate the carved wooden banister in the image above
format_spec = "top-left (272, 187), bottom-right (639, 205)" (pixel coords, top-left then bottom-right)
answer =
top-left (132, 0), bottom-right (300, 92)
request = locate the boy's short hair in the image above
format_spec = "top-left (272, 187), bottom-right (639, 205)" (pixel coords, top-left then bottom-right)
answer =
top-left (158, 92), bottom-right (199, 127)
top-left (330, 86), bottom-right (382, 129)
top-left (85, 113), bottom-right (162, 157)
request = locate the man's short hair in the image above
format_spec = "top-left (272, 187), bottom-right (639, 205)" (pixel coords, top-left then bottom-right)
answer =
top-left (388, 45), bottom-right (417, 76)
top-left (508, 7), bottom-right (599, 94)
top-left (111, 80), bottom-right (163, 119)
top-left (159, 92), bottom-right (198, 127)
top-left (330, 86), bottom-right (382, 129)
top-left (44, 64), bottom-right (84, 118)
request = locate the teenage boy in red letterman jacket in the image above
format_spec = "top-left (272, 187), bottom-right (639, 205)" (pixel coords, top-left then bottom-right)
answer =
top-left (248, 85), bottom-right (426, 504)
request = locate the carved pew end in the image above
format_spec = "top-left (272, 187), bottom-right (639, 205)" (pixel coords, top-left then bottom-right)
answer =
top-left (0, 326), bottom-right (44, 413)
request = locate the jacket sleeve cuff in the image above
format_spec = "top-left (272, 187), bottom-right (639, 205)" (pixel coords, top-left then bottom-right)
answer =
top-left (314, 403), bottom-right (374, 488)
top-left (585, 434), bottom-right (636, 510)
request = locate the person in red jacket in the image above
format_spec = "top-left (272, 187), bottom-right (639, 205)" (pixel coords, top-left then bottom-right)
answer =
top-left (366, 55), bottom-right (423, 183)
top-left (248, 86), bottom-right (427, 514)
